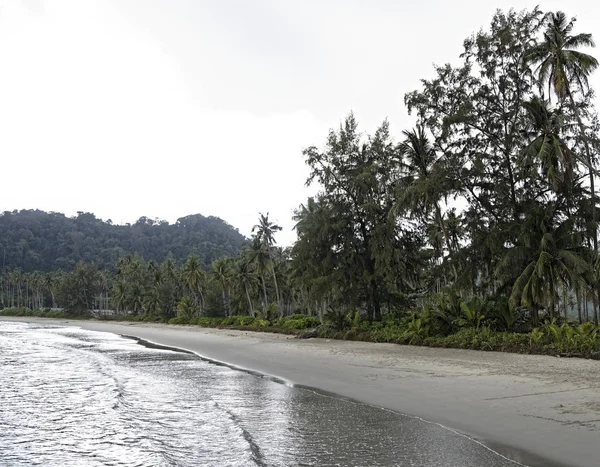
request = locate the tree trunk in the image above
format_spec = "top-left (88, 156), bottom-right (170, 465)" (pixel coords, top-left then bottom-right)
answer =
top-left (260, 274), bottom-right (268, 313)
top-left (577, 288), bottom-right (582, 324)
top-left (244, 286), bottom-right (254, 316)
top-left (270, 265), bottom-right (281, 313)
top-left (566, 88), bottom-right (599, 323)
top-left (371, 279), bottom-right (381, 321)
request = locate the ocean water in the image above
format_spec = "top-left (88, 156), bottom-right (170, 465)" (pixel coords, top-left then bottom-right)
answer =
top-left (0, 321), bottom-right (526, 466)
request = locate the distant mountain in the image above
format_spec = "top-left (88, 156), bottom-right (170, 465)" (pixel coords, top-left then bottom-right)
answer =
top-left (0, 210), bottom-right (247, 272)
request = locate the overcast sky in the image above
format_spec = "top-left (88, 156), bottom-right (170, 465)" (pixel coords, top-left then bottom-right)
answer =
top-left (1, 0), bottom-right (600, 244)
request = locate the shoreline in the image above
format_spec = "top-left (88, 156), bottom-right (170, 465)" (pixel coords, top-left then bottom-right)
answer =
top-left (3, 317), bottom-right (599, 466)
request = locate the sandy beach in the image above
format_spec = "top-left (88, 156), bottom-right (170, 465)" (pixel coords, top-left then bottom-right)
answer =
top-left (2, 317), bottom-right (599, 466)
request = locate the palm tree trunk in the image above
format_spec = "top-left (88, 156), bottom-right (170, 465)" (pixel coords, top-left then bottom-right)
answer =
top-left (260, 274), bottom-right (268, 312)
top-left (435, 203), bottom-right (458, 282)
top-left (577, 288), bottom-right (582, 324)
top-left (566, 88), bottom-right (599, 323)
top-left (270, 265), bottom-right (281, 311)
top-left (227, 287), bottom-right (232, 317)
top-left (244, 286), bottom-right (253, 316)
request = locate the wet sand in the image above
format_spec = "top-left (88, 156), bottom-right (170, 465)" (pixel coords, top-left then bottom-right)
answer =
top-left (2, 317), bottom-right (599, 466)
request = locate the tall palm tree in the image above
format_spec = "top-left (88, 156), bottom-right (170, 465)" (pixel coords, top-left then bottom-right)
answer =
top-left (180, 254), bottom-right (206, 313)
top-left (396, 126), bottom-right (453, 276)
top-left (252, 213), bottom-right (282, 307)
top-left (248, 237), bottom-right (271, 313)
top-left (112, 280), bottom-right (127, 313)
top-left (524, 11), bottom-right (599, 248)
top-left (234, 258), bottom-right (259, 316)
top-left (211, 257), bottom-right (233, 316)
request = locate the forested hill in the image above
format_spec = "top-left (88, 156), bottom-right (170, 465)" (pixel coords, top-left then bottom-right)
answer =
top-left (0, 210), bottom-right (247, 272)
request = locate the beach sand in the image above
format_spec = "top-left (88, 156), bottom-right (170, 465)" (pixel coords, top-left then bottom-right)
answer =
top-left (2, 317), bottom-right (599, 466)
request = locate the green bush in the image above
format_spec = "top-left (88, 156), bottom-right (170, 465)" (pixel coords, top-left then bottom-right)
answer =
top-left (0, 307), bottom-right (35, 316)
top-left (168, 316), bottom-right (190, 325)
top-left (279, 316), bottom-right (321, 330)
top-left (196, 317), bottom-right (224, 326)
top-left (251, 319), bottom-right (270, 327)
top-left (236, 316), bottom-right (255, 326)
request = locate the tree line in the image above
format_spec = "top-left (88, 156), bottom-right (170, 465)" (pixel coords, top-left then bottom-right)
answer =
top-left (0, 213), bottom-right (295, 320)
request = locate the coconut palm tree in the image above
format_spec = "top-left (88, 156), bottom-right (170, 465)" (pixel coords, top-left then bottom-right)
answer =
top-left (234, 258), bottom-right (258, 316)
top-left (252, 213), bottom-right (282, 307)
top-left (180, 254), bottom-right (206, 313)
top-left (521, 97), bottom-right (574, 192)
top-left (396, 126), bottom-right (453, 277)
top-left (524, 12), bottom-right (598, 103)
top-left (248, 237), bottom-right (271, 313)
top-left (496, 205), bottom-right (590, 324)
top-left (210, 257), bottom-right (233, 316)
top-left (524, 11), bottom-right (599, 249)
top-left (112, 280), bottom-right (127, 314)
top-left (176, 296), bottom-right (196, 319)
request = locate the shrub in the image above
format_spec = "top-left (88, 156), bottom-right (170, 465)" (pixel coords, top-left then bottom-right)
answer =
top-left (168, 317), bottom-right (190, 325)
top-left (0, 307), bottom-right (35, 316)
top-left (196, 317), bottom-right (223, 326)
top-left (279, 316), bottom-right (321, 330)
top-left (251, 319), bottom-right (270, 328)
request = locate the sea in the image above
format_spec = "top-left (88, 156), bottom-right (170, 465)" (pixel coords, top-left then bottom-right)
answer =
top-left (0, 321), bottom-right (529, 466)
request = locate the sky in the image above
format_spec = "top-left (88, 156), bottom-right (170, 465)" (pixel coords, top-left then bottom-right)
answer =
top-left (1, 0), bottom-right (600, 245)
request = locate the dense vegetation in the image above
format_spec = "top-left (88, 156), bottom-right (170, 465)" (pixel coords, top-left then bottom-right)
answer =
top-left (0, 210), bottom-right (246, 271)
top-left (2, 9), bottom-right (600, 358)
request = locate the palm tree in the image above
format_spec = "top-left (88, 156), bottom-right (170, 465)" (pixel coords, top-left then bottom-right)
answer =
top-left (176, 296), bottom-right (197, 319)
top-left (496, 205), bottom-right (590, 324)
top-left (521, 97), bottom-right (574, 192)
top-left (210, 257), bottom-right (233, 316)
top-left (396, 126), bottom-right (453, 277)
top-left (180, 254), bottom-right (206, 314)
top-left (248, 237), bottom-right (271, 313)
top-left (42, 272), bottom-right (57, 308)
top-left (524, 11), bottom-right (599, 250)
top-left (127, 283), bottom-right (144, 315)
top-left (234, 258), bottom-right (258, 316)
top-left (252, 213), bottom-right (282, 307)
top-left (112, 280), bottom-right (127, 313)
top-left (143, 285), bottom-right (162, 316)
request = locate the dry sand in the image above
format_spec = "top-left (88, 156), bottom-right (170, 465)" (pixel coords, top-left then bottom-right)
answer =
top-left (2, 317), bottom-right (600, 466)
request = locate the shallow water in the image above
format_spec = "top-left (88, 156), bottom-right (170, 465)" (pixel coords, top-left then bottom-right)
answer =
top-left (0, 321), bottom-right (526, 466)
